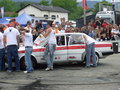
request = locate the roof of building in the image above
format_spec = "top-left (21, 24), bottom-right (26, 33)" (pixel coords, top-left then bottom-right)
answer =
top-left (17, 4), bottom-right (69, 13)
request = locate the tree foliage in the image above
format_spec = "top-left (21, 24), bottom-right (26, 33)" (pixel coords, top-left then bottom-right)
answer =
top-left (39, 0), bottom-right (49, 6)
top-left (51, 0), bottom-right (82, 20)
top-left (0, 0), bottom-right (84, 20)
top-left (0, 0), bottom-right (18, 12)
top-left (93, 1), bottom-right (112, 14)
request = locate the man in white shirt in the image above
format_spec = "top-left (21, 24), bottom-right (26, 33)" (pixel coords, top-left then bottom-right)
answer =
top-left (22, 27), bottom-right (33, 73)
top-left (0, 27), bottom-right (5, 71)
top-left (24, 21), bottom-right (32, 33)
top-left (42, 22), bottom-right (56, 71)
top-left (31, 19), bottom-right (35, 28)
top-left (3, 22), bottom-right (20, 72)
top-left (83, 34), bottom-right (97, 67)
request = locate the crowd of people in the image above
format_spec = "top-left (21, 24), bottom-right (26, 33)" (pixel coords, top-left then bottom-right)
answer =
top-left (1, 17), bottom-right (120, 41)
top-left (0, 17), bottom-right (120, 72)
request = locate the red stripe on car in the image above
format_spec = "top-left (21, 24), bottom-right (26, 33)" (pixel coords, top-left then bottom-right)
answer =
top-left (18, 44), bottom-right (112, 53)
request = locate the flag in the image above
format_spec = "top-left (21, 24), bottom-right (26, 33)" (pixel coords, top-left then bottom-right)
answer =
top-left (1, 7), bottom-right (4, 18)
top-left (82, 0), bottom-right (88, 10)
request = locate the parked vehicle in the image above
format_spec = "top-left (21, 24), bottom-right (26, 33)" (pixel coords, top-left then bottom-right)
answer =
top-left (96, 10), bottom-right (120, 25)
top-left (18, 33), bottom-right (113, 70)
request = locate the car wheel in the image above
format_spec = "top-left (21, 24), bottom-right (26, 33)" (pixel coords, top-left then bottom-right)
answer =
top-left (20, 57), bottom-right (26, 70)
top-left (95, 54), bottom-right (99, 64)
top-left (83, 54), bottom-right (99, 65)
top-left (20, 56), bottom-right (37, 70)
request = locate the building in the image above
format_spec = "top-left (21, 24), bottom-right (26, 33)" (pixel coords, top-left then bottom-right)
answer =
top-left (17, 4), bottom-right (69, 23)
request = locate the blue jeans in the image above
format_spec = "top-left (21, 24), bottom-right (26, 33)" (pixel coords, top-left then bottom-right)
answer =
top-left (7, 45), bottom-right (20, 71)
top-left (86, 43), bottom-right (96, 67)
top-left (25, 47), bottom-right (33, 72)
top-left (44, 44), bottom-right (56, 68)
top-left (0, 48), bottom-right (5, 71)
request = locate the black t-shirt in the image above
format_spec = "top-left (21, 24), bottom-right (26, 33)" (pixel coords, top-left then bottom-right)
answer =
top-left (95, 20), bottom-right (101, 27)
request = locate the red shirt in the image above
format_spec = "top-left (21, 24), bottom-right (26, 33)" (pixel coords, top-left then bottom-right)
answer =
top-left (102, 22), bottom-right (109, 28)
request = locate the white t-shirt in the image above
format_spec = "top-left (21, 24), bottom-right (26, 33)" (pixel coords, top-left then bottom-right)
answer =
top-left (24, 33), bottom-right (33, 47)
top-left (84, 34), bottom-right (95, 45)
top-left (0, 32), bottom-right (4, 49)
top-left (24, 27), bottom-right (32, 33)
top-left (31, 22), bottom-right (35, 28)
top-left (4, 27), bottom-right (20, 46)
top-left (58, 30), bottom-right (65, 33)
top-left (111, 29), bottom-right (119, 34)
top-left (48, 29), bottom-right (57, 44)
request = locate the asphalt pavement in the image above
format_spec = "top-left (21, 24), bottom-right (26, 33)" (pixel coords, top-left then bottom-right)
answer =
top-left (0, 53), bottom-right (120, 90)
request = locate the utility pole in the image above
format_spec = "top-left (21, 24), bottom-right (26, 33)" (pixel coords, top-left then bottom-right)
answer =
top-left (83, 9), bottom-right (86, 25)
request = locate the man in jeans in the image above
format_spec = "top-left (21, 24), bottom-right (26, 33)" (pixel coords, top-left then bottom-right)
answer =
top-left (0, 27), bottom-right (5, 71)
top-left (21, 24), bottom-right (33, 73)
top-left (3, 22), bottom-right (20, 72)
top-left (42, 22), bottom-right (56, 71)
top-left (83, 34), bottom-right (97, 67)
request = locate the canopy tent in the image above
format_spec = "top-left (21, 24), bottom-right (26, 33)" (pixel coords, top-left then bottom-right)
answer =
top-left (16, 13), bottom-right (34, 26)
top-left (0, 17), bottom-right (11, 24)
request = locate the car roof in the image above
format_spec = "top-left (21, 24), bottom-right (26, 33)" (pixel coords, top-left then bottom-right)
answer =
top-left (55, 33), bottom-right (85, 36)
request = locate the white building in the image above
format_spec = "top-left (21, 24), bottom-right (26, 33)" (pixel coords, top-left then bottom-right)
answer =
top-left (17, 4), bottom-right (69, 23)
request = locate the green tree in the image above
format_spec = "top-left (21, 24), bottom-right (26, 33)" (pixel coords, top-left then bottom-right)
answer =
top-left (19, 1), bottom-right (35, 9)
top-left (0, 0), bottom-right (18, 12)
top-left (69, 7), bottom-right (83, 20)
top-left (51, 0), bottom-right (78, 12)
top-left (39, 0), bottom-right (49, 6)
top-left (51, 0), bottom-right (82, 20)
top-left (93, 1), bottom-right (112, 14)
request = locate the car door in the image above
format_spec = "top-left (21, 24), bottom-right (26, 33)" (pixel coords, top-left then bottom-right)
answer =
top-left (54, 35), bottom-right (67, 61)
top-left (38, 35), bottom-right (68, 62)
top-left (67, 34), bottom-right (86, 61)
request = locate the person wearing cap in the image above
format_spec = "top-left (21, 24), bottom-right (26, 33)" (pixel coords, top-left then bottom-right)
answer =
top-left (0, 27), bottom-right (5, 71)
top-left (21, 27), bottom-right (33, 73)
top-left (3, 22), bottom-right (20, 72)
top-left (42, 22), bottom-right (56, 71)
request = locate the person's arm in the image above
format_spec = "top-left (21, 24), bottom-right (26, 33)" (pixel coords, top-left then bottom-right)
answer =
top-left (0, 35), bottom-right (2, 42)
top-left (42, 28), bottom-right (51, 38)
top-left (16, 35), bottom-right (20, 49)
top-left (83, 34), bottom-right (88, 44)
top-left (3, 35), bottom-right (6, 48)
top-left (16, 30), bottom-right (20, 49)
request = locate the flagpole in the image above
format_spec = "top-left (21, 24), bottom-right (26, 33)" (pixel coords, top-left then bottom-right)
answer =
top-left (1, 7), bottom-right (4, 18)
top-left (83, 9), bottom-right (86, 25)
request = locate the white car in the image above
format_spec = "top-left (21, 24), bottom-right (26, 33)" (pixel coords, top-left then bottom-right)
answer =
top-left (18, 33), bottom-right (113, 69)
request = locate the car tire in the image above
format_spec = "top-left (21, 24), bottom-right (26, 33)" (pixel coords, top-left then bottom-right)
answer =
top-left (20, 56), bottom-right (37, 70)
top-left (83, 54), bottom-right (99, 65)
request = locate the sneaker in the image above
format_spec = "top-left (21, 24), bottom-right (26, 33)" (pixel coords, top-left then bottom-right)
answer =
top-left (24, 71), bottom-right (31, 73)
top-left (85, 66), bottom-right (90, 68)
top-left (45, 67), bottom-right (51, 71)
top-left (50, 67), bottom-right (53, 70)
top-left (7, 70), bottom-right (12, 73)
